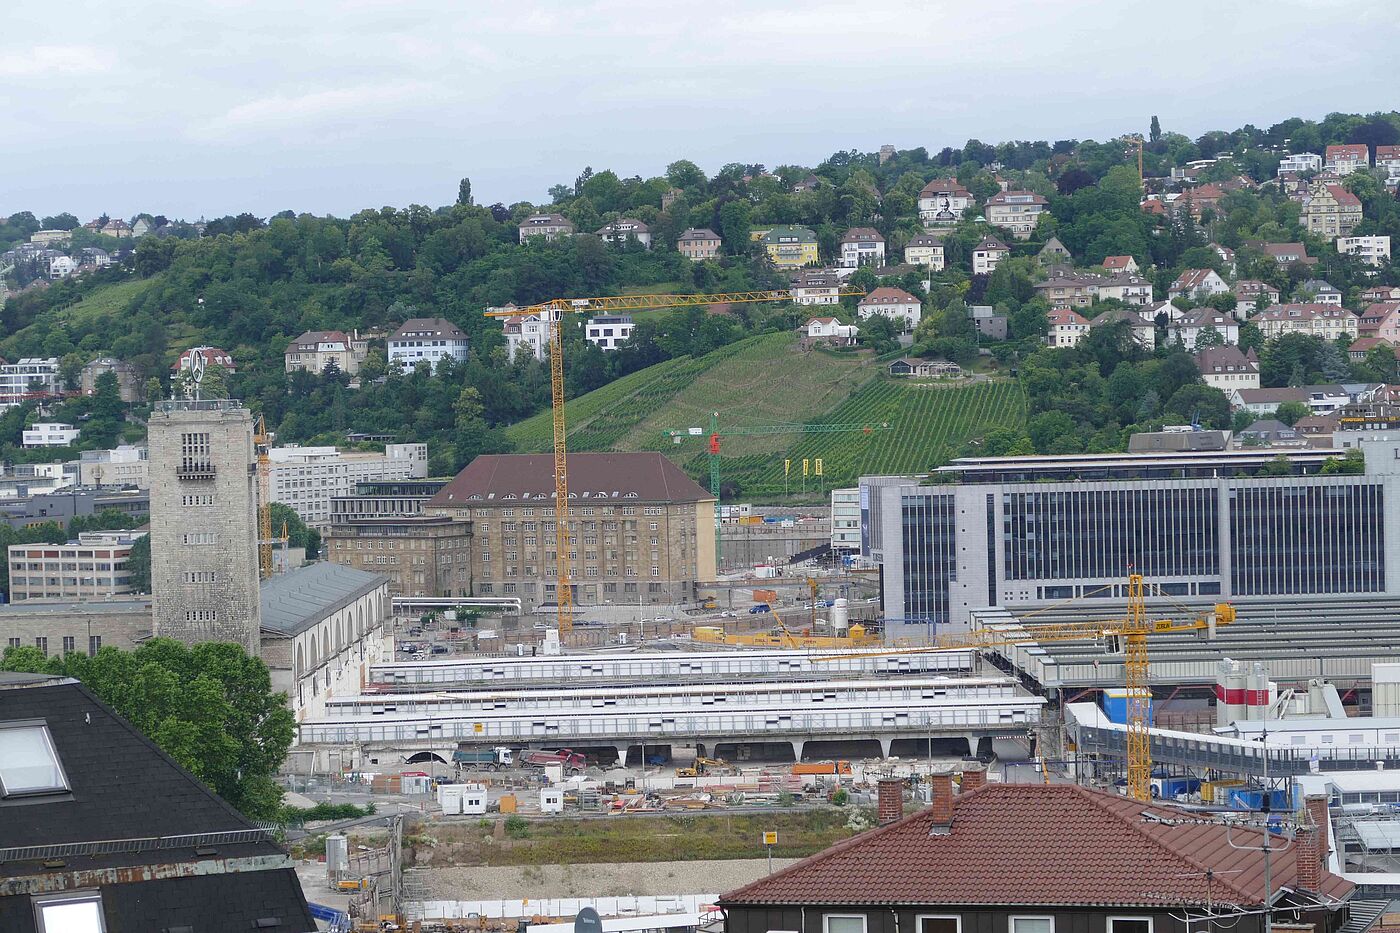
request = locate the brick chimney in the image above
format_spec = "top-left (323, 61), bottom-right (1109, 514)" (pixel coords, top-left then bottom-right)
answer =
top-left (961, 766), bottom-right (986, 792)
top-left (929, 770), bottom-right (955, 832)
top-left (877, 779), bottom-right (904, 826)
top-left (1294, 820), bottom-right (1323, 894)
top-left (1305, 794), bottom-right (1331, 867)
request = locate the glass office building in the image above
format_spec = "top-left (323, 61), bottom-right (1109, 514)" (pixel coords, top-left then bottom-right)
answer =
top-left (862, 442), bottom-right (1400, 631)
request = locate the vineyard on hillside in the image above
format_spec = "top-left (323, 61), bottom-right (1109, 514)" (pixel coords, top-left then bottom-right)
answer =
top-left (704, 378), bottom-right (1028, 496)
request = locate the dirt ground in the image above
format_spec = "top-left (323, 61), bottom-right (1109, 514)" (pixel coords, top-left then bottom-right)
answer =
top-left (418, 858), bottom-right (801, 899)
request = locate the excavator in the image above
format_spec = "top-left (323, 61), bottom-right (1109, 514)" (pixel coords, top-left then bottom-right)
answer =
top-left (676, 757), bottom-right (729, 778)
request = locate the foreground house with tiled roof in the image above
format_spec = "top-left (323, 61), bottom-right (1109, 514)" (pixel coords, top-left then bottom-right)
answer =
top-left (984, 190), bottom-right (1047, 238)
top-left (1301, 182), bottom-right (1362, 237)
top-left (857, 287), bottom-right (922, 333)
top-left (1167, 268), bottom-right (1228, 301)
top-left (0, 672), bottom-right (316, 931)
top-left (1251, 304), bottom-right (1359, 341)
top-left (720, 777), bottom-right (1355, 933)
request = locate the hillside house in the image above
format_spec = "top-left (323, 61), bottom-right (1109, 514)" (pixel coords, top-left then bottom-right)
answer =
top-left (838, 227), bottom-right (886, 268)
top-left (984, 190), bottom-right (1047, 238)
top-left (1358, 302), bottom-right (1400, 341)
top-left (1090, 307), bottom-right (1156, 349)
top-left (719, 778), bottom-right (1354, 933)
top-left (857, 287), bottom-right (922, 333)
top-left (969, 305), bottom-right (1008, 340)
top-left (518, 212), bottom-right (575, 243)
top-left (595, 218), bottom-right (652, 248)
top-left (1349, 336), bottom-right (1397, 362)
top-left (1300, 279), bottom-right (1343, 306)
top-left (791, 269), bottom-right (843, 305)
top-left (1301, 182), bottom-right (1362, 237)
top-left (971, 236), bottom-right (1009, 275)
top-left (805, 317), bottom-right (858, 345)
top-left (1324, 143), bottom-right (1369, 175)
top-left (1378, 145), bottom-right (1400, 185)
top-left (285, 329), bottom-right (367, 375)
top-left (1096, 272), bottom-right (1154, 305)
top-left (761, 225), bottom-right (820, 268)
top-left (918, 179), bottom-right (972, 227)
top-left (1167, 268), bottom-right (1228, 301)
top-left (1361, 285), bottom-right (1400, 303)
top-left (904, 234), bottom-right (946, 270)
top-left (1253, 241), bottom-right (1316, 266)
top-left (1101, 254), bottom-right (1139, 273)
top-left (1278, 152), bottom-right (1323, 174)
top-left (677, 227), bottom-right (721, 261)
top-left (1047, 308), bottom-right (1090, 347)
top-left (47, 256), bottom-right (78, 279)
top-left (1170, 308), bottom-right (1238, 351)
top-left (1195, 345), bottom-right (1260, 391)
top-left (1037, 236), bottom-right (1071, 263)
top-left (388, 317), bottom-right (469, 368)
top-left (1233, 280), bottom-right (1280, 314)
top-left (1231, 385), bottom-right (1350, 416)
top-left (1034, 273), bottom-right (1100, 309)
top-left (503, 314), bottom-right (547, 361)
top-left (888, 358), bottom-right (961, 377)
top-left (1251, 304), bottom-right (1358, 340)
top-left (175, 345), bottom-right (235, 373)
top-left (1337, 235), bottom-right (1391, 267)
top-left (585, 314), bottom-right (635, 350)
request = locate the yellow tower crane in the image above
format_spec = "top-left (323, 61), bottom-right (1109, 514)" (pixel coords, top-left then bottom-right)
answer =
top-left (485, 288), bottom-right (864, 634)
top-left (820, 574), bottom-right (1235, 802)
top-left (254, 415), bottom-right (273, 579)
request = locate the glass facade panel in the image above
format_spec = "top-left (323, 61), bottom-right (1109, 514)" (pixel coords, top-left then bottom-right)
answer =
top-left (1002, 487), bottom-right (1219, 581)
top-left (1229, 481), bottom-right (1385, 595)
top-left (901, 493), bottom-right (956, 624)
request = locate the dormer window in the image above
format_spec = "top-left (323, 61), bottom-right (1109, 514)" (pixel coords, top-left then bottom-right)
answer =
top-left (0, 721), bottom-right (69, 797)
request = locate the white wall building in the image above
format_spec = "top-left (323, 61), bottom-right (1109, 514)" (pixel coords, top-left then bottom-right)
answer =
top-left (805, 317), bottom-right (858, 345)
top-left (585, 315), bottom-right (635, 350)
top-left (0, 358), bottom-right (61, 408)
top-left (830, 487), bottom-right (860, 553)
top-left (22, 422), bottom-right (80, 447)
top-left (269, 443), bottom-right (428, 529)
top-left (78, 445), bottom-right (148, 488)
top-left (838, 228), bottom-right (886, 268)
top-left (1337, 236), bottom-right (1392, 267)
top-left (503, 313), bottom-right (548, 361)
top-left (856, 287), bottom-right (922, 333)
top-left (387, 317), bottom-right (470, 370)
top-left (8, 530), bottom-right (146, 602)
top-left (48, 256), bottom-right (78, 279)
top-left (1277, 153), bottom-right (1323, 175)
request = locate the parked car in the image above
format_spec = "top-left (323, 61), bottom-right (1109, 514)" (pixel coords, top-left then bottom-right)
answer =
top-left (431, 645), bottom-right (450, 655)
top-left (749, 603), bottom-right (771, 614)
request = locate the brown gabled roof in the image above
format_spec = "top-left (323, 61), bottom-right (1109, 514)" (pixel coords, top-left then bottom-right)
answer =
top-left (428, 452), bottom-right (713, 507)
top-left (391, 317), bottom-right (467, 341)
top-left (1048, 308), bottom-right (1089, 326)
top-left (720, 783), bottom-right (1351, 908)
top-left (1171, 268), bottom-right (1221, 290)
top-left (1102, 255), bottom-right (1134, 269)
top-left (1325, 143), bottom-right (1369, 161)
top-left (919, 178), bottom-right (970, 198)
top-left (1195, 345), bottom-right (1258, 374)
top-left (974, 236), bottom-right (1009, 252)
top-left (840, 226), bottom-right (884, 243)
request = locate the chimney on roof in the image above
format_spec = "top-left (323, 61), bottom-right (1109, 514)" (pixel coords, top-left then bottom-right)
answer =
top-left (960, 766), bottom-right (986, 792)
top-left (877, 778), bottom-right (904, 826)
top-left (1305, 794), bottom-right (1331, 869)
top-left (1294, 815), bottom-right (1324, 894)
top-left (928, 770), bottom-right (955, 832)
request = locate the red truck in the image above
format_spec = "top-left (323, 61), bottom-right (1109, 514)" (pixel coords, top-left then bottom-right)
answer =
top-left (520, 748), bottom-right (588, 771)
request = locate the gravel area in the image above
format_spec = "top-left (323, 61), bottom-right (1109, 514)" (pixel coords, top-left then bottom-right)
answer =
top-left (419, 858), bottom-right (801, 899)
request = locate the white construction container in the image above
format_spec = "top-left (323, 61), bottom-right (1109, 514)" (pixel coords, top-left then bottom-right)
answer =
top-left (540, 787), bottom-right (564, 814)
top-left (438, 782), bottom-right (489, 815)
top-left (1375, 663), bottom-right (1400, 717)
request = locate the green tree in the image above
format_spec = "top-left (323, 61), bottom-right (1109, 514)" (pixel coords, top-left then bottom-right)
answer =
top-left (718, 200), bottom-right (752, 254)
top-left (1320, 449), bottom-right (1365, 474)
top-left (457, 177), bottom-right (473, 207)
top-left (1273, 400), bottom-right (1310, 426)
top-left (1257, 454), bottom-right (1293, 476)
top-left (1, 639), bottom-right (294, 818)
top-left (1194, 325), bottom-right (1225, 349)
top-left (1149, 115), bottom-right (1162, 144)
top-left (858, 315), bottom-right (898, 354)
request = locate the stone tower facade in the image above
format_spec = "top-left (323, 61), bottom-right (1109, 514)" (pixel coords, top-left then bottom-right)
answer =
top-left (147, 400), bottom-right (262, 655)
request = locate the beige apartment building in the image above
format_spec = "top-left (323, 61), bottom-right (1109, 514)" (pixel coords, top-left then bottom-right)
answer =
top-left (325, 515), bottom-right (471, 598)
top-left (426, 452), bottom-right (716, 611)
top-left (1301, 182), bottom-right (1363, 238)
top-left (8, 530), bottom-right (146, 602)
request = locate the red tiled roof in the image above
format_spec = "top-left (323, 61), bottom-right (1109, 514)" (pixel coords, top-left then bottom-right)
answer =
top-left (1323, 184), bottom-right (1361, 207)
top-left (1252, 303), bottom-right (1358, 323)
top-left (1049, 308), bottom-right (1089, 326)
top-left (1171, 268), bottom-right (1220, 289)
top-left (919, 179), bottom-right (970, 198)
top-left (1102, 255), bottom-right (1134, 269)
top-left (1326, 144), bottom-right (1369, 160)
top-left (720, 783), bottom-right (1352, 908)
top-left (859, 286), bottom-right (919, 305)
top-left (1377, 145), bottom-right (1400, 161)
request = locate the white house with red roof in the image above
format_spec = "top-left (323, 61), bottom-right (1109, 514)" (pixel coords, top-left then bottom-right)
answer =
top-left (1170, 308), bottom-right (1238, 351)
top-left (856, 287), bottom-right (922, 333)
top-left (1167, 268), bottom-right (1228, 301)
top-left (1377, 145), bottom-right (1400, 186)
top-left (1047, 308), bottom-right (1089, 347)
top-left (1101, 255), bottom-right (1139, 274)
top-left (1324, 143), bottom-right (1369, 175)
top-left (837, 227), bottom-right (885, 268)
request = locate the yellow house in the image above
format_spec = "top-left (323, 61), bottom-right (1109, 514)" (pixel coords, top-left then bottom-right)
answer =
top-left (761, 225), bottom-right (819, 268)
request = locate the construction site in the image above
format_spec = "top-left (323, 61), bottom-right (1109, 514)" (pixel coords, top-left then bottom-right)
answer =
top-left (283, 296), bottom-right (1400, 930)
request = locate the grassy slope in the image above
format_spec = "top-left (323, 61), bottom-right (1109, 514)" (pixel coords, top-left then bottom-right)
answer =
top-left (505, 331), bottom-right (1028, 497)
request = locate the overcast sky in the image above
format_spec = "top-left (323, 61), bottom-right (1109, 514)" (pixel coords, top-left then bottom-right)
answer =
top-left (7, 1), bottom-right (1399, 221)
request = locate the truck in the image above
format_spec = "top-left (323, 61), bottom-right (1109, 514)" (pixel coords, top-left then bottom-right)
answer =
top-left (452, 746), bottom-right (514, 770)
top-left (520, 748), bottom-right (588, 771)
